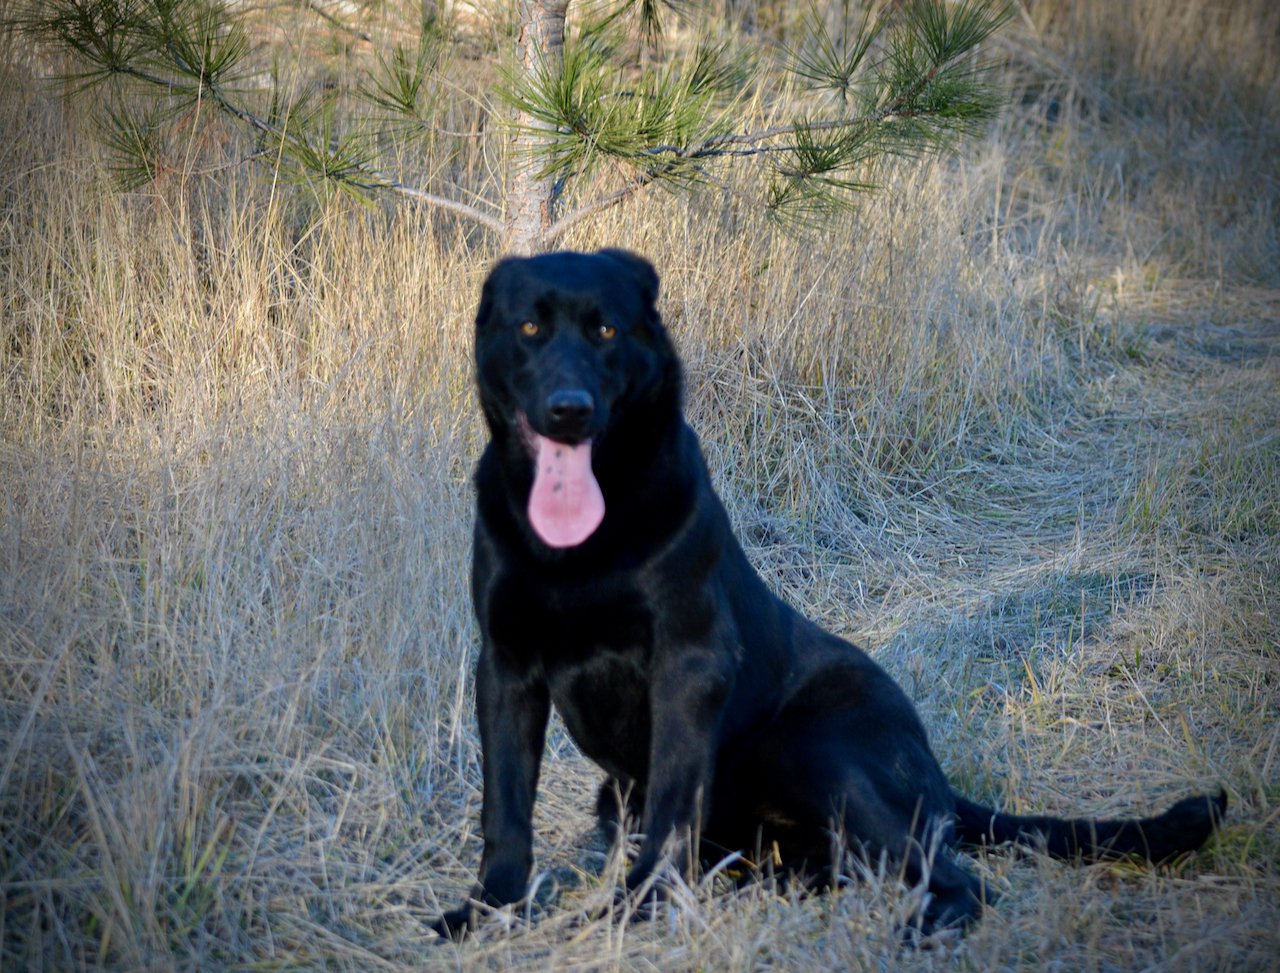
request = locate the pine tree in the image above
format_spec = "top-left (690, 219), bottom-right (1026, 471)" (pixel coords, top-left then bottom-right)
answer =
top-left (17, 0), bottom-right (1012, 253)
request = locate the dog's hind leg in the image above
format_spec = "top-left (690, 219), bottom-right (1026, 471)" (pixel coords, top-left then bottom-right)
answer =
top-left (734, 721), bottom-right (987, 935)
top-left (829, 776), bottom-right (988, 937)
top-left (899, 836), bottom-right (988, 936)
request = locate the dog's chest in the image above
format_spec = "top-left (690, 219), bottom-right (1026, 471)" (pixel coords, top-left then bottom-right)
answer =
top-left (487, 571), bottom-right (654, 661)
top-left (487, 572), bottom-right (656, 780)
top-left (545, 650), bottom-right (652, 782)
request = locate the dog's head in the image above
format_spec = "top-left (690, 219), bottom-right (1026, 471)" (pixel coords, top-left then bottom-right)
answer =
top-left (475, 249), bottom-right (678, 548)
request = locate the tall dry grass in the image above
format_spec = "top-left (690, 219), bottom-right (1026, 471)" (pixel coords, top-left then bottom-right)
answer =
top-left (2, 1), bottom-right (1278, 969)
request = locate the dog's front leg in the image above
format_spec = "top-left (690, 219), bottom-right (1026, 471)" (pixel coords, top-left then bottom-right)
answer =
top-left (436, 642), bottom-right (549, 939)
top-left (625, 646), bottom-right (733, 897)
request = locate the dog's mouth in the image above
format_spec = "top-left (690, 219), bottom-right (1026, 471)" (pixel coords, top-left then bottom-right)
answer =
top-left (517, 412), bottom-right (605, 548)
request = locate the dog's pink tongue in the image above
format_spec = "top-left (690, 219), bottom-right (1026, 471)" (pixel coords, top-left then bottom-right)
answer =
top-left (527, 434), bottom-right (605, 548)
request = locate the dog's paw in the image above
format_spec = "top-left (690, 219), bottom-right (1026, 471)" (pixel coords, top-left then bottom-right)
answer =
top-left (429, 905), bottom-right (474, 943)
top-left (611, 877), bottom-right (678, 923)
top-left (897, 920), bottom-right (964, 953)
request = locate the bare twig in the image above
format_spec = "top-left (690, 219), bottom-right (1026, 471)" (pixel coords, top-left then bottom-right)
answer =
top-left (544, 175), bottom-right (657, 243)
top-left (384, 181), bottom-right (505, 233)
top-left (305, 1), bottom-right (373, 44)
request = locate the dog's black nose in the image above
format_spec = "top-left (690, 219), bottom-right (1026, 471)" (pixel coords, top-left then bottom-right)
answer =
top-left (545, 389), bottom-right (594, 436)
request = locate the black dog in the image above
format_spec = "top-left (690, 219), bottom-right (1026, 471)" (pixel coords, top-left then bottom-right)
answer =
top-left (436, 249), bottom-right (1224, 938)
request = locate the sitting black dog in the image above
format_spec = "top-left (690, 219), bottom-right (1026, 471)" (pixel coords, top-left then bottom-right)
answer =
top-left (435, 248), bottom-right (1224, 938)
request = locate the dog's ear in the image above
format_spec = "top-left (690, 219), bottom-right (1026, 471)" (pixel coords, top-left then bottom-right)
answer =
top-left (598, 249), bottom-right (660, 305)
top-left (476, 256), bottom-right (524, 329)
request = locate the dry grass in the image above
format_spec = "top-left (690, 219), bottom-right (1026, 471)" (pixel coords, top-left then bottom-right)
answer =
top-left (2, 0), bottom-right (1278, 969)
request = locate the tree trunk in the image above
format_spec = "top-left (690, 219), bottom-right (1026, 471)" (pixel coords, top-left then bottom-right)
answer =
top-left (504, 0), bottom-right (569, 254)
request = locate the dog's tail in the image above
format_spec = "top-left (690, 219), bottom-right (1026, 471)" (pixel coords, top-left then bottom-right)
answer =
top-left (952, 789), bottom-right (1226, 864)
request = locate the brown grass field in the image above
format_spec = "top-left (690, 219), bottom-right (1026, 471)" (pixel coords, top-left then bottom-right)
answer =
top-left (1, 1), bottom-right (1277, 969)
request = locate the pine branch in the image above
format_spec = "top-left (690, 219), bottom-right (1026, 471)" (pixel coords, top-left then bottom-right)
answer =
top-left (549, 0), bottom-right (1009, 233)
top-left (22, 0), bottom-right (1013, 247)
top-left (23, 0), bottom-right (502, 231)
top-left (669, 63), bottom-right (949, 160)
top-left (211, 85), bottom-right (502, 229)
top-left (520, 0), bottom-right (1010, 229)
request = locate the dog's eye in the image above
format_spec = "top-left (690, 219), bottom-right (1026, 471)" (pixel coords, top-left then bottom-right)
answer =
top-left (519, 321), bottom-right (540, 337)
top-left (598, 324), bottom-right (617, 340)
